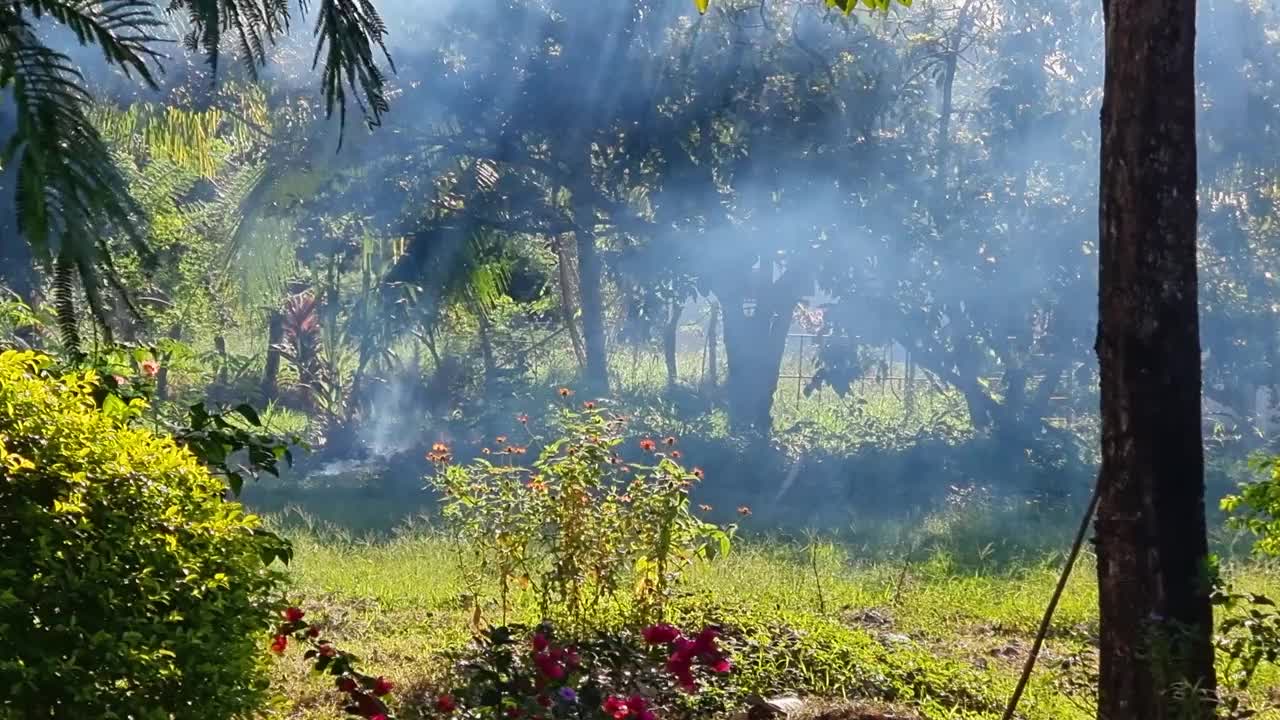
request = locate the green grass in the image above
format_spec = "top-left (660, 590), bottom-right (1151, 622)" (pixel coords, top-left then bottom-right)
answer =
top-left (263, 519), bottom-right (1280, 720)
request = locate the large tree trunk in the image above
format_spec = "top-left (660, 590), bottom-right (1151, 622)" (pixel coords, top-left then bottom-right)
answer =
top-left (1094, 0), bottom-right (1216, 713)
top-left (576, 230), bottom-right (609, 393)
top-left (718, 284), bottom-right (792, 434)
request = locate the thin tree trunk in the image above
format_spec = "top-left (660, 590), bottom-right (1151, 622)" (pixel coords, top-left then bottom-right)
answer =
top-left (663, 300), bottom-right (681, 392)
top-left (1094, 0), bottom-right (1216, 712)
top-left (554, 234), bottom-right (588, 369)
top-left (576, 229), bottom-right (609, 393)
top-left (154, 324), bottom-right (181, 402)
top-left (474, 300), bottom-right (497, 394)
top-left (261, 309), bottom-right (284, 401)
top-left (706, 300), bottom-right (720, 391)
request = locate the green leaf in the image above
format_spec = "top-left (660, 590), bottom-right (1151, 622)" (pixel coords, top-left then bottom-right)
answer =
top-left (695, 0), bottom-right (709, 13)
top-left (234, 403), bottom-right (261, 426)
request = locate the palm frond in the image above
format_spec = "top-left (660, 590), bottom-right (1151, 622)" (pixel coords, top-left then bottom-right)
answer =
top-left (308, 0), bottom-right (393, 142)
top-left (167, 0), bottom-right (393, 142)
top-left (0, 13), bottom-right (150, 271)
top-left (20, 0), bottom-right (166, 85)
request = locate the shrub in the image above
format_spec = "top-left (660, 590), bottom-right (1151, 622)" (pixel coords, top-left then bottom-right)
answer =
top-left (428, 403), bottom-right (734, 629)
top-left (0, 350), bottom-right (286, 719)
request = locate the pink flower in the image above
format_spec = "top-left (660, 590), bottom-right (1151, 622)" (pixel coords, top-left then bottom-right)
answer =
top-left (642, 623), bottom-right (682, 645)
top-left (532, 632), bottom-right (549, 652)
top-left (711, 657), bottom-right (732, 673)
top-left (140, 359), bottom-right (159, 378)
top-left (371, 715), bottom-right (388, 720)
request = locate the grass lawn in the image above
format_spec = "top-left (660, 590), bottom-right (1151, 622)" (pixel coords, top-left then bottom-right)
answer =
top-left (263, 519), bottom-right (1280, 720)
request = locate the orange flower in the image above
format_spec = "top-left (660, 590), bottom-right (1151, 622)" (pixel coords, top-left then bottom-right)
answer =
top-left (699, 504), bottom-right (713, 512)
top-left (583, 401), bottom-right (596, 410)
top-left (737, 506), bottom-right (752, 517)
top-left (639, 438), bottom-right (657, 452)
top-left (663, 436), bottom-right (676, 446)
top-left (432, 442), bottom-right (449, 453)
top-left (558, 387), bottom-right (573, 397)
top-left (496, 435), bottom-right (508, 444)
top-left (517, 413), bottom-right (529, 424)
top-left (671, 450), bottom-right (682, 459)
top-left (140, 359), bottom-right (160, 378)
top-left (692, 467), bottom-right (705, 479)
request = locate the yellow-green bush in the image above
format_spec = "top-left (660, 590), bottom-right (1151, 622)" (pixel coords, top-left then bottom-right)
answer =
top-left (0, 351), bottom-right (285, 719)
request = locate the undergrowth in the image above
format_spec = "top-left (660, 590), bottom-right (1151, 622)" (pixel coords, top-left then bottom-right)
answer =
top-left (263, 519), bottom-right (1280, 720)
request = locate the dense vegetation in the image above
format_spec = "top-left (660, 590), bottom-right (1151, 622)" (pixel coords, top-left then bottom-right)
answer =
top-left (4, 0), bottom-right (1280, 717)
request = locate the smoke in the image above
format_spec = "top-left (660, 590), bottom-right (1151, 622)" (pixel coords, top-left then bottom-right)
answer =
top-left (23, 0), bottom-right (1280, 520)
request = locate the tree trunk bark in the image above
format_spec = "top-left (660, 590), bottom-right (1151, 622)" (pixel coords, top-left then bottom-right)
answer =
top-left (554, 234), bottom-right (588, 370)
top-left (576, 229), bottom-right (609, 393)
top-left (154, 324), bottom-right (181, 402)
top-left (261, 309), bottom-right (284, 401)
top-left (719, 287), bottom-right (791, 434)
top-left (664, 300), bottom-right (681, 392)
top-left (1094, 0), bottom-right (1216, 713)
top-left (705, 300), bottom-right (720, 391)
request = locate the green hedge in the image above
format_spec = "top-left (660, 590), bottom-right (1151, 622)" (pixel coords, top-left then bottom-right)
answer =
top-left (0, 351), bottom-right (285, 719)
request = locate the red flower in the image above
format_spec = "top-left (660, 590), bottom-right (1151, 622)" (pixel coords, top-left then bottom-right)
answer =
top-left (671, 450), bottom-right (682, 459)
top-left (558, 387), bottom-right (573, 397)
top-left (269, 635), bottom-right (287, 654)
top-left (642, 623), bottom-right (682, 645)
top-left (639, 438), bottom-right (657, 452)
top-left (603, 696), bottom-right (630, 720)
top-left (711, 657), bottom-right (732, 673)
top-left (517, 413), bottom-right (529, 424)
top-left (307, 626), bottom-right (321, 638)
top-left (337, 676), bottom-right (358, 693)
top-left (435, 694), bottom-right (458, 714)
top-left (371, 715), bottom-right (388, 720)
top-left (583, 400), bottom-right (596, 409)
top-left (318, 643), bottom-right (337, 657)
top-left (532, 632), bottom-right (550, 652)
top-left (372, 676), bottom-right (394, 696)
top-left (283, 606), bottom-right (305, 623)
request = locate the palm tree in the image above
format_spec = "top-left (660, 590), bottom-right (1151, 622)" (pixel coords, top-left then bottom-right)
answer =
top-left (0, 0), bottom-right (393, 355)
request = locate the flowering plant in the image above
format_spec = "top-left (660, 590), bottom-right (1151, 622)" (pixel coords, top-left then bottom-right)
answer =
top-left (429, 404), bottom-right (735, 628)
top-left (271, 605), bottom-right (399, 720)
top-left (429, 622), bottom-right (732, 719)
